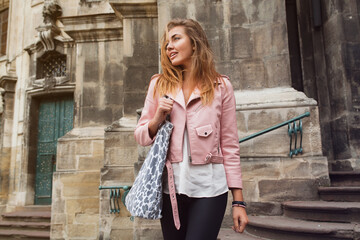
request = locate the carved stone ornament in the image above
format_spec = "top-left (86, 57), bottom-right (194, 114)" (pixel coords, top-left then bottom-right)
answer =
top-left (36, 0), bottom-right (62, 52)
top-left (104, 120), bottom-right (121, 132)
top-left (43, 74), bottom-right (57, 91)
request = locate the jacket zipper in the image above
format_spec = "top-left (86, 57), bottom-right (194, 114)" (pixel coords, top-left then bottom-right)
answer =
top-left (187, 131), bottom-right (192, 163)
top-left (194, 104), bottom-right (203, 112)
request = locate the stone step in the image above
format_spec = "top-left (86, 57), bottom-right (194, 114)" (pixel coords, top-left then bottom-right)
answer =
top-left (1, 211), bottom-right (51, 222)
top-left (0, 221), bottom-right (50, 231)
top-left (318, 187), bottom-right (360, 202)
top-left (330, 171), bottom-right (360, 187)
top-left (0, 230), bottom-right (49, 239)
top-left (218, 228), bottom-right (266, 240)
top-left (247, 215), bottom-right (356, 240)
top-left (14, 205), bottom-right (51, 212)
top-left (283, 201), bottom-right (360, 223)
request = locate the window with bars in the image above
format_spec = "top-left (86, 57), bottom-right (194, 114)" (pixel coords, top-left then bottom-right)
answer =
top-left (36, 51), bottom-right (67, 79)
top-left (0, 8), bottom-right (8, 56)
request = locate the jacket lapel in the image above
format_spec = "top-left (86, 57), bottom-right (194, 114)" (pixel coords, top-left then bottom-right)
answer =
top-left (168, 88), bottom-right (186, 110)
top-left (187, 87), bottom-right (201, 105)
top-left (168, 87), bottom-right (201, 109)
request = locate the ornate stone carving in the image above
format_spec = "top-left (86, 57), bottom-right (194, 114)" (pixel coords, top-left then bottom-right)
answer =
top-left (43, 74), bottom-right (57, 91)
top-left (36, 0), bottom-right (62, 52)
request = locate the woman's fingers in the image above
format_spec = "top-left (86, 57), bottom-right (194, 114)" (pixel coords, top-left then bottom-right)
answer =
top-left (232, 207), bottom-right (249, 233)
top-left (158, 98), bottom-right (174, 112)
top-left (154, 98), bottom-right (173, 123)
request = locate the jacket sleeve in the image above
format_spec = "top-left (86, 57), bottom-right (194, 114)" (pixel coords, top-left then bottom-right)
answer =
top-left (220, 77), bottom-right (243, 189)
top-left (134, 76), bottom-right (159, 146)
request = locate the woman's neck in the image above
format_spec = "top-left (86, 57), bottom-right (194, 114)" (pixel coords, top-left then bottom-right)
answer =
top-left (182, 69), bottom-right (196, 104)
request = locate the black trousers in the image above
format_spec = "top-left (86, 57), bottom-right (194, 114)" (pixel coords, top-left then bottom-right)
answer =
top-left (160, 192), bottom-right (228, 240)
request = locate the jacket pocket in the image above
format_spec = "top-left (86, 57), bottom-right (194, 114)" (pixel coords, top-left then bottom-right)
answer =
top-left (195, 124), bottom-right (213, 137)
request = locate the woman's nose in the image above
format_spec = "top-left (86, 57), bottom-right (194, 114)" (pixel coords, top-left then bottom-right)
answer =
top-left (167, 42), bottom-right (174, 50)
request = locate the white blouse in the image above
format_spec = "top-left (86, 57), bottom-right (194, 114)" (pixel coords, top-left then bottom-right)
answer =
top-left (163, 128), bottom-right (229, 197)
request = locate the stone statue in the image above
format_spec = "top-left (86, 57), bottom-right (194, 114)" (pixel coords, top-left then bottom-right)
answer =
top-left (36, 0), bottom-right (62, 51)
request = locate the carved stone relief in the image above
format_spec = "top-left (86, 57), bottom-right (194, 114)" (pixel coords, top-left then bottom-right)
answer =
top-left (28, 1), bottom-right (73, 91)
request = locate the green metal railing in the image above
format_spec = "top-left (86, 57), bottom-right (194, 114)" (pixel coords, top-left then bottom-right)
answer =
top-left (98, 186), bottom-right (131, 214)
top-left (239, 112), bottom-right (310, 157)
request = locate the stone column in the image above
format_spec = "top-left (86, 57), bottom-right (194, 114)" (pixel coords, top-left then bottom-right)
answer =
top-left (0, 76), bottom-right (17, 213)
top-left (110, 0), bottom-right (159, 117)
top-left (158, 0), bottom-right (329, 219)
top-left (101, 1), bottom-right (160, 239)
top-left (320, 0), bottom-right (360, 170)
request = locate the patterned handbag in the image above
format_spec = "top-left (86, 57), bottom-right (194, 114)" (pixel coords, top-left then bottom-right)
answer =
top-left (125, 120), bottom-right (173, 219)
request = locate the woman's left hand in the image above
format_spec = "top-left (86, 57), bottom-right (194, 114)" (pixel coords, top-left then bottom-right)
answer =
top-left (232, 206), bottom-right (248, 233)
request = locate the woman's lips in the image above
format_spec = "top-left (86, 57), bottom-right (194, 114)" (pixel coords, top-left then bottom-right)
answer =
top-left (170, 52), bottom-right (178, 60)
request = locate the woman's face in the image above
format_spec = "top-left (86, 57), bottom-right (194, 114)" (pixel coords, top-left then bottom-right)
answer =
top-left (166, 26), bottom-right (194, 70)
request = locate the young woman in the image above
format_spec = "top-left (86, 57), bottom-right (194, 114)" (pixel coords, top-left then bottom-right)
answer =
top-left (134, 18), bottom-right (248, 240)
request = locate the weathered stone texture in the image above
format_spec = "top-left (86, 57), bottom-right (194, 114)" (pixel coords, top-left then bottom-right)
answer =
top-left (122, 18), bottom-right (158, 116)
top-left (104, 131), bottom-right (138, 166)
top-left (51, 171), bottom-right (101, 240)
top-left (314, 0), bottom-right (360, 164)
top-left (100, 127), bottom-right (137, 239)
top-left (76, 40), bottom-right (123, 127)
top-left (241, 156), bottom-right (329, 207)
top-left (158, 0), bottom-right (291, 90)
top-left (259, 179), bottom-right (319, 201)
top-left (57, 136), bottom-right (104, 171)
top-left (50, 126), bottom-right (104, 240)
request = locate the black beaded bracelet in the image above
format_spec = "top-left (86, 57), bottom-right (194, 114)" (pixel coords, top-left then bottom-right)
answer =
top-left (232, 201), bottom-right (247, 207)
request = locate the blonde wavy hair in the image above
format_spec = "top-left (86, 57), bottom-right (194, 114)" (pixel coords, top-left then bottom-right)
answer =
top-left (155, 19), bottom-right (222, 105)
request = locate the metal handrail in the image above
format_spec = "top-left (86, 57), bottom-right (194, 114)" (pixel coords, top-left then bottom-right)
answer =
top-left (239, 112), bottom-right (310, 157)
top-left (99, 186), bottom-right (131, 214)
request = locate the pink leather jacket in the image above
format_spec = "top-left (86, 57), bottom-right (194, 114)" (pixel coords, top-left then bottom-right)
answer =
top-left (134, 75), bottom-right (242, 189)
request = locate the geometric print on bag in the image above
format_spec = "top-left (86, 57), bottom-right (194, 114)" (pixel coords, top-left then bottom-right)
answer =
top-left (125, 121), bottom-right (173, 219)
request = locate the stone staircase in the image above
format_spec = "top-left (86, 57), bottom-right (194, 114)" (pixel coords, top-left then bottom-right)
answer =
top-left (246, 171), bottom-right (360, 240)
top-left (0, 205), bottom-right (51, 240)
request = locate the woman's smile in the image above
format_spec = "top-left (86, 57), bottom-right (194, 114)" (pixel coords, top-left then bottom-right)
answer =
top-left (166, 26), bottom-right (194, 70)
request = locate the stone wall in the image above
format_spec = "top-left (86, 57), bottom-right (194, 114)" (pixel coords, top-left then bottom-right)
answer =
top-left (296, 0), bottom-right (360, 170)
top-left (2, 0), bottom-right (355, 239)
top-left (99, 121), bottom-right (137, 240)
top-left (320, 0), bottom-right (360, 169)
top-left (158, 0), bottom-right (291, 91)
top-left (51, 127), bottom-right (104, 240)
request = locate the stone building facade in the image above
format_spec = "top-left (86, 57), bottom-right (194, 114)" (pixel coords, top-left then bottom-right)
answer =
top-left (0, 0), bottom-right (358, 239)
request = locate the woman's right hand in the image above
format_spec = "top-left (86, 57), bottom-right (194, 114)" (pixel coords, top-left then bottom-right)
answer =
top-left (148, 96), bottom-right (174, 138)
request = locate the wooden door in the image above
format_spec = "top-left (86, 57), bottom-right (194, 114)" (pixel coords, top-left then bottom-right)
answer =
top-left (35, 97), bottom-right (73, 205)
